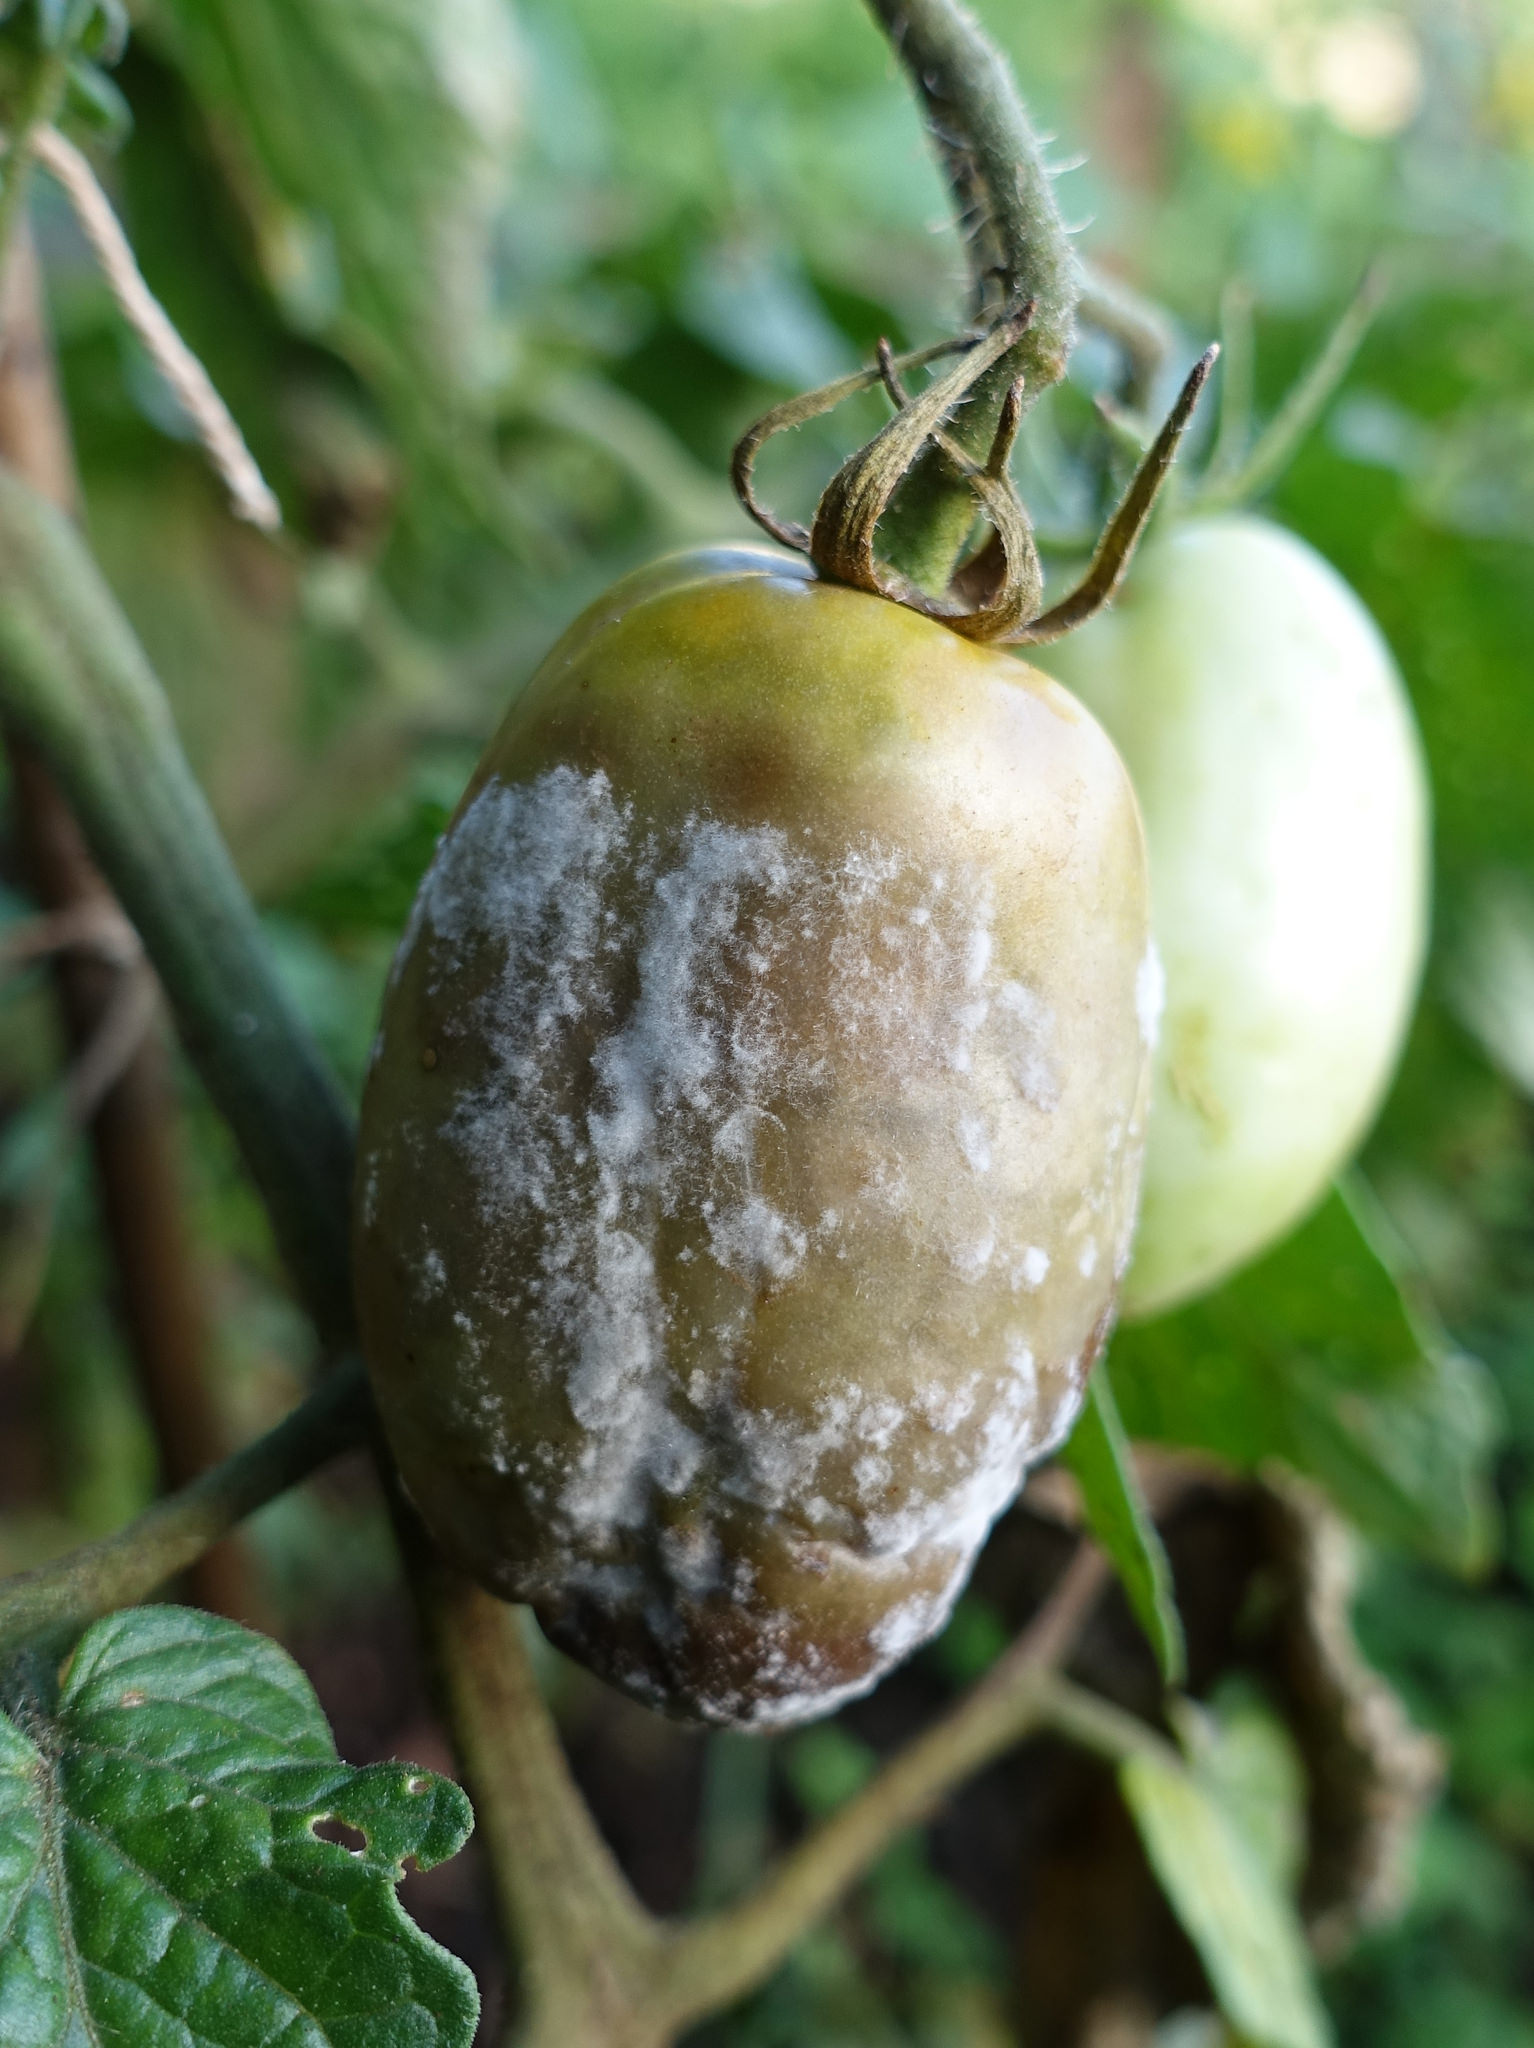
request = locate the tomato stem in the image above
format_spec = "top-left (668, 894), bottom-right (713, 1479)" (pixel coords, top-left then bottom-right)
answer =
top-left (863, 0), bottom-right (1081, 592)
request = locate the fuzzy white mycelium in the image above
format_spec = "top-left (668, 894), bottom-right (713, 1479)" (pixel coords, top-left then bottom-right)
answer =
top-left (358, 752), bottom-right (1153, 1725)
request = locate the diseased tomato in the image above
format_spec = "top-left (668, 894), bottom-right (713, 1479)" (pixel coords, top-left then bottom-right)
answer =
top-left (1047, 514), bottom-right (1429, 1320)
top-left (354, 544), bottom-right (1155, 1726)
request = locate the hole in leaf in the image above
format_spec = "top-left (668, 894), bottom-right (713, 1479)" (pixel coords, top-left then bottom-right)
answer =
top-left (310, 1814), bottom-right (369, 1855)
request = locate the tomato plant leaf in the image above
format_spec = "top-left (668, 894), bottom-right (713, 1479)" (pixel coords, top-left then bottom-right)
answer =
top-left (1110, 1184), bottom-right (1497, 1572)
top-left (1121, 1736), bottom-right (1332, 2048)
top-left (145, 0), bottom-right (520, 452)
top-left (0, 1606), bottom-right (478, 2047)
top-left (1060, 1364), bottom-right (1186, 1686)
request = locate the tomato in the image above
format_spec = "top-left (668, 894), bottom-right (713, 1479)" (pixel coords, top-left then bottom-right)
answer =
top-left (354, 544), bottom-right (1153, 1725)
top-left (1047, 514), bottom-right (1429, 1320)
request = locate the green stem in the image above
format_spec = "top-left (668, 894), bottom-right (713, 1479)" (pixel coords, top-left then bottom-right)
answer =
top-left (864, 0), bottom-right (1081, 590)
top-left (0, 470), bottom-right (358, 1345)
top-left (425, 1577), bottom-right (669, 2048)
top-left (658, 1545), bottom-right (1110, 2031)
top-left (1034, 1672), bottom-right (1183, 1771)
top-left (0, 1355), bottom-right (370, 1654)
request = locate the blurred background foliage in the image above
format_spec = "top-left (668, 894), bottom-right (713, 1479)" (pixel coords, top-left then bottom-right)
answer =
top-left (3, 0), bottom-right (1534, 2040)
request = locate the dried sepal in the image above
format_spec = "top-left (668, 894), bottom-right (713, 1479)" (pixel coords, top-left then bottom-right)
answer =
top-left (731, 315), bottom-right (1218, 649)
top-left (1009, 347), bottom-right (1219, 647)
top-left (808, 302), bottom-right (1044, 640)
top-left (730, 336), bottom-right (967, 553)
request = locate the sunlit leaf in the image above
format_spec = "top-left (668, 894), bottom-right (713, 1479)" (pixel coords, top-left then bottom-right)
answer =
top-left (1111, 1185), bottom-right (1498, 1572)
top-left (1122, 1740), bottom-right (1332, 2048)
top-left (0, 1606), bottom-right (477, 2046)
top-left (1060, 1363), bottom-right (1186, 1685)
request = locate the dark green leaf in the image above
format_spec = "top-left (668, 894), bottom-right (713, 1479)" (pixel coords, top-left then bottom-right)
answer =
top-left (1060, 1364), bottom-right (1186, 1685)
top-left (1121, 1738), bottom-right (1332, 2048)
top-left (0, 1606), bottom-right (478, 2046)
top-left (1111, 1184), bottom-right (1498, 1572)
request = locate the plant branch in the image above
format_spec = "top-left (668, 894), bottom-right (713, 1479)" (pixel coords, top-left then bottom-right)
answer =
top-left (423, 1575), bottom-right (668, 2048)
top-left (1034, 1672), bottom-right (1182, 1771)
top-left (864, 0), bottom-right (1081, 589)
top-left (0, 1354), bottom-right (370, 1654)
top-left (659, 1543), bottom-right (1111, 2030)
top-left (0, 468), bottom-right (357, 1347)
top-left (1, 215), bottom-right (260, 1618)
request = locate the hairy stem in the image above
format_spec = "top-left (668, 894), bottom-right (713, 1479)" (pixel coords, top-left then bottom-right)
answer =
top-left (0, 470), bottom-right (357, 1346)
top-left (864, 0), bottom-right (1080, 589)
top-left (0, 1355), bottom-right (370, 1654)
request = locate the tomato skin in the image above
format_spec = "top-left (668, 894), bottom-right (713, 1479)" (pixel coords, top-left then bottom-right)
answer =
top-left (1047, 514), bottom-right (1429, 1320)
top-left (355, 545), bottom-right (1152, 1725)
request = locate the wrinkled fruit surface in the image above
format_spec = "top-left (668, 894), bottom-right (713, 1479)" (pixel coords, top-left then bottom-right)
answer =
top-left (1049, 514), bottom-right (1429, 1320)
top-left (355, 545), bottom-right (1154, 1726)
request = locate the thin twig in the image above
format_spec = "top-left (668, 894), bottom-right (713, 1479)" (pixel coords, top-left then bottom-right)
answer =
top-left (31, 125), bottom-right (281, 532)
top-left (0, 898), bottom-right (140, 973)
top-left (59, 960), bottom-right (157, 1125)
top-left (0, 54), bottom-right (69, 284)
top-left (660, 1544), bottom-right (1111, 2031)
top-left (0, 1354), bottom-right (371, 1653)
top-left (1033, 1672), bottom-right (1182, 1770)
top-left (0, 965), bottom-right (153, 1365)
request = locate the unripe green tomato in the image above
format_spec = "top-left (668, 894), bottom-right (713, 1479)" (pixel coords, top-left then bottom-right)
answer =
top-left (1047, 514), bottom-right (1429, 1320)
top-left (354, 545), bottom-right (1154, 1726)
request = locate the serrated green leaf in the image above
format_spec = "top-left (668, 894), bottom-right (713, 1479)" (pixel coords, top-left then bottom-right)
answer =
top-left (1121, 1743), bottom-right (1332, 2048)
top-left (1110, 1185), bottom-right (1498, 1573)
top-left (1060, 1364), bottom-right (1186, 1685)
top-left (145, 0), bottom-right (521, 456)
top-left (0, 1606), bottom-right (478, 2047)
